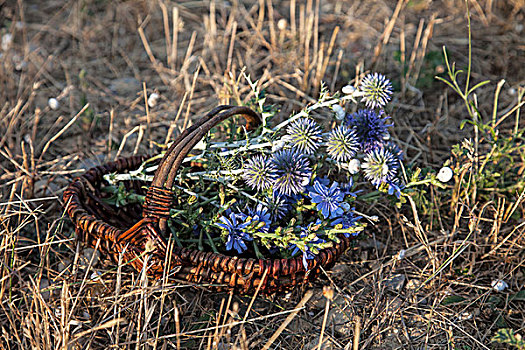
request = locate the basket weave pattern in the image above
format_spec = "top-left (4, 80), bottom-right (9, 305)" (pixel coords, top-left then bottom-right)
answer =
top-left (64, 106), bottom-right (356, 293)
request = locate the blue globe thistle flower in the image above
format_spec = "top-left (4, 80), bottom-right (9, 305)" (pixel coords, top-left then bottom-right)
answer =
top-left (326, 125), bottom-right (359, 163)
top-left (285, 117), bottom-right (323, 154)
top-left (248, 203), bottom-right (272, 233)
top-left (216, 212), bottom-right (253, 254)
top-left (263, 191), bottom-right (290, 221)
top-left (362, 145), bottom-right (400, 187)
top-left (289, 223), bottom-right (326, 270)
top-left (384, 141), bottom-right (404, 161)
top-left (272, 149), bottom-right (312, 196)
top-left (332, 210), bottom-right (362, 237)
top-left (359, 73), bottom-right (393, 109)
top-left (344, 109), bottom-right (391, 152)
top-left (242, 154), bottom-right (277, 192)
top-left (308, 179), bottom-right (345, 219)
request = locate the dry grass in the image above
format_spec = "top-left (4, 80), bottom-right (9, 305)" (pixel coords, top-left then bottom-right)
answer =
top-left (1, 0), bottom-right (524, 349)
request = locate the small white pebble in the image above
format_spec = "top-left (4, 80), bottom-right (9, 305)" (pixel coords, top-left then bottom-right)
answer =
top-left (147, 92), bottom-right (160, 108)
top-left (48, 98), bottom-right (59, 110)
top-left (396, 249), bottom-right (406, 260)
top-left (332, 104), bottom-right (346, 120)
top-left (342, 85), bottom-right (356, 94)
top-left (437, 166), bottom-right (453, 183)
top-left (1, 33), bottom-right (12, 51)
top-left (458, 311), bottom-right (473, 321)
top-left (277, 18), bottom-right (287, 31)
top-left (90, 271), bottom-right (103, 281)
top-left (348, 159), bottom-right (361, 174)
top-left (509, 88), bottom-right (517, 96)
top-left (491, 279), bottom-right (508, 292)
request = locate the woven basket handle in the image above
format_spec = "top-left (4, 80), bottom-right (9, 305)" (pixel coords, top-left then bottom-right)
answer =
top-left (143, 105), bottom-right (261, 232)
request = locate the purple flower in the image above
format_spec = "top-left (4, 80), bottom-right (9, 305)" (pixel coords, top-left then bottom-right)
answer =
top-left (344, 109), bottom-right (391, 152)
top-left (243, 154), bottom-right (277, 192)
top-left (326, 125), bottom-right (359, 163)
top-left (216, 212), bottom-right (253, 254)
top-left (272, 149), bottom-right (312, 196)
top-left (285, 117), bottom-right (323, 154)
top-left (308, 179), bottom-right (345, 219)
top-left (359, 73), bottom-right (393, 109)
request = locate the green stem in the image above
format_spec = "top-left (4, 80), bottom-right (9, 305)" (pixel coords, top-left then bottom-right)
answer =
top-left (205, 230), bottom-right (219, 254)
top-left (252, 240), bottom-right (264, 259)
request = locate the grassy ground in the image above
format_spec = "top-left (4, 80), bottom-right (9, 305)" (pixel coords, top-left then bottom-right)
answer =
top-left (1, 0), bottom-right (524, 349)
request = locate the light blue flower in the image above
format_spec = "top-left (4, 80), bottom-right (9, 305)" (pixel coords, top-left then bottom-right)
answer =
top-left (308, 179), bottom-right (345, 219)
top-left (248, 203), bottom-right (272, 233)
top-left (289, 222), bottom-right (326, 269)
top-left (216, 212), bottom-right (253, 254)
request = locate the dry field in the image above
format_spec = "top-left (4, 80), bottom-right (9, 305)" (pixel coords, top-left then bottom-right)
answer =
top-left (1, 0), bottom-right (524, 349)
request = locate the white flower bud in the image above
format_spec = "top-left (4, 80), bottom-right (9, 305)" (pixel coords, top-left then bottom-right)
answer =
top-left (147, 93), bottom-right (160, 108)
top-left (277, 19), bottom-right (287, 31)
top-left (342, 85), bottom-right (356, 94)
top-left (272, 139), bottom-right (286, 152)
top-left (1, 33), bottom-right (12, 51)
top-left (491, 279), bottom-right (508, 292)
top-left (48, 98), bottom-right (59, 110)
top-left (332, 104), bottom-right (346, 120)
top-left (348, 159), bottom-right (361, 174)
top-left (437, 166), bottom-right (453, 183)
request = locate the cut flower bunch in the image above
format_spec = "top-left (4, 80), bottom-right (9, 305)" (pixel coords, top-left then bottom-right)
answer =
top-left (104, 73), bottom-right (403, 270)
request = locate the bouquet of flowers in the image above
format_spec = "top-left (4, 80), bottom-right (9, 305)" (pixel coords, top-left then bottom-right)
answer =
top-left (103, 72), bottom-right (403, 272)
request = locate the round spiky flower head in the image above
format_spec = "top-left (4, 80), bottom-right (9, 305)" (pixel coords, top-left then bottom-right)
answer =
top-left (272, 149), bottom-right (312, 196)
top-left (264, 191), bottom-right (290, 221)
top-left (285, 117), bottom-right (323, 154)
top-left (359, 73), bottom-right (393, 109)
top-left (243, 154), bottom-right (277, 192)
top-left (326, 125), bottom-right (359, 163)
top-left (362, 145), bottom-right (400, 187)
top-left (344, 109), bottom-right (391, 152)
top-left (384, 141), bottom-right (404, 161)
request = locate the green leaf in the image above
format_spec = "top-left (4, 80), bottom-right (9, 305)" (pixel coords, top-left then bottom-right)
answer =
top-left (510, 290), bottom-right (525, 302)
top-left (441, 295), bottom-right (466, 305)
top-left (435, 76), bottom-right (460, 94)
top-left (467, 80), bottom-right (491, 95)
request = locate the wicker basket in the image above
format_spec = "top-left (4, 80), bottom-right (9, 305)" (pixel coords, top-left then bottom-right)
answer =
top-left (63, 105), bottom-right (356, 293)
